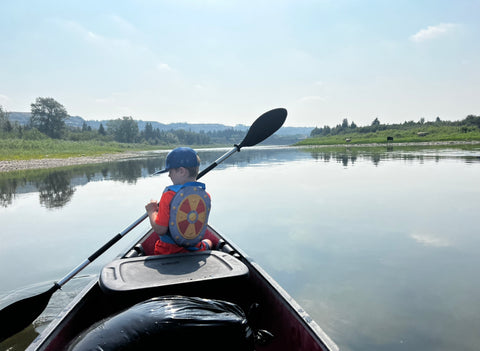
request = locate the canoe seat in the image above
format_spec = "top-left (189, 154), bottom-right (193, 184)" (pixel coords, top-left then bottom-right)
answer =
top-left (99, 251), bottom-right (249, 294)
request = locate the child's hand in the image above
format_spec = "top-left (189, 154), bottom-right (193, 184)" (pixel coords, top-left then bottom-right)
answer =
top-left (145, 200), bottom-right (159, 214)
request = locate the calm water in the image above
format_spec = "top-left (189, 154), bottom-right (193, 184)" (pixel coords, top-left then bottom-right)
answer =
top-left (1, 145), bottom-right (479, 351)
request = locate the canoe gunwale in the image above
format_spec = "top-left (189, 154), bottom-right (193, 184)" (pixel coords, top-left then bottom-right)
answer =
top-left (26, 278), bottom-right (98, 351)
top-left (211, 227), bottom-right (339, 351)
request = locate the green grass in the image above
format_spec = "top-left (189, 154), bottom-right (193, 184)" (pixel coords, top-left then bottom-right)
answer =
top-left (296, 126), bottom-right (480, 146)
top-left (0, 139), bottom-right (164, 161)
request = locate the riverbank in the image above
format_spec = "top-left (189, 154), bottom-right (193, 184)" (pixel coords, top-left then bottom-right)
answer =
top-left (2, 140), bottom-right (480, 173)
top-left (298, 140), bottom-right (480, 148)
top-left (0, 152), bottom-right (146, 173)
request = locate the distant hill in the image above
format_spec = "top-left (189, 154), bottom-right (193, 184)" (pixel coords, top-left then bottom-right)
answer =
top-left (7, 112), bottom-right (311, 137)
top-left (6, 112), bottom-right (31, 125)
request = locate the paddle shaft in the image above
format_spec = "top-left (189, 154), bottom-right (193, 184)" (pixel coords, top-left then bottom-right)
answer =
top-left (59, 145), bottom-right (240, 286)
top-left (64, 107), bottom-right (285, 282)
top-left (197, 146), bottom-right (239, 179)
top-left (56, 214), bottom-right (147, 287)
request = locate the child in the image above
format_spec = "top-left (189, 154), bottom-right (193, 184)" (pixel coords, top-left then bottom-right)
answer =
top-left (145, 147), bottom-right (214, 255)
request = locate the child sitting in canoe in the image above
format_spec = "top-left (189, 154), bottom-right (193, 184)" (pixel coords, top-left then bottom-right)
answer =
top-left (145, 147), bottom-right (214, 255)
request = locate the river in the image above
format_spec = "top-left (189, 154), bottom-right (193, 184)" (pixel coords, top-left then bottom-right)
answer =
top-left (1, 145), bottom-right (479, 351)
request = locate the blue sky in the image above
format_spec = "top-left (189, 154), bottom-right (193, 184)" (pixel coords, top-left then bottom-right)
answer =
top-left (1, 0), bottom-right (479, 127)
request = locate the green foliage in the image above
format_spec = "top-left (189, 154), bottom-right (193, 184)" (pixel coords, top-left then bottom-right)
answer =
top-left (3, 98), bottom-right (270, 151)
top-left (302, 115), bottom-right (480, 145)
top-left (66, 129), bottom-right (112, 142)
top-left (107, 116), bottom-right (139, 143)
top-left (206, 128), bottom-right (245, 145)
top-left (30, 97), bottom-right (68, 139)
top-left (98, 123), bottom-right (106, 136)
top-left (139, 122), bottom-right (212, 145)
top-left (3, 97), bottom-right (301, 162)
top-left (22, 129), bottom-right (49, 140)
top-left (0, 106), bottom-right (13, 132)
top-left (464, 115), bottom-right (480, 128)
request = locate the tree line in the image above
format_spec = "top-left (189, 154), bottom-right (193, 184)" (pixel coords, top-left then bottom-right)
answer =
top-left (0, 97), bottom-right (250, 146)
top-left (310, 115), bottom-right (480, 138)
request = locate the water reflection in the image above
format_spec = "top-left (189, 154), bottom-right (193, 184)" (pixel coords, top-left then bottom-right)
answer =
top-left (306, 144), bottom-right (480, 167)
top-left (0, 157), bottom-right (168, 208)
top-left (38, 171), bottom-right (75, 208)
top-left (1, 145), bottom-right (479, 209)
top-left (0, 144), bottom-right (479, 351)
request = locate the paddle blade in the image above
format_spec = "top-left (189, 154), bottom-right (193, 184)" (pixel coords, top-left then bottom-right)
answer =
top-left (238, 108), bottom-right (287, 148)
top-left (0, 284), bottom-right (58, 342)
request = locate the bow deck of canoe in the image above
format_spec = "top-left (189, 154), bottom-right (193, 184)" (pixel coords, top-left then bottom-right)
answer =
top-left (27, 227), bottom-right (338, 351)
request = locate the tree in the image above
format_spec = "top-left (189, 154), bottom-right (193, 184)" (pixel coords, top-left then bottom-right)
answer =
top-left (370, 117), bottom-right (381, 132)
top-left (98, 123), bottom-right (106, 136)
top-left (107, 116), bottom-right (139, 143)
top-left (30, 97), bottom-right (68, 138)
top-left (144, 122), bottom-right (155, 140)
top-left (464, 115), bottom-right (480, 128)
top-left (0, 105), bottom-right (12, 132)
top-left (82, 122), bottom-right (92, 132)
top-left (0, 105), bottom-right (6, 123)
top-left (310, 127), bottom-right (322, 137)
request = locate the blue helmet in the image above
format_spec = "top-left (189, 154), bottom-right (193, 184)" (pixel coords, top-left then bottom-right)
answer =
top-left (154, 147), bottom-right (199, 175)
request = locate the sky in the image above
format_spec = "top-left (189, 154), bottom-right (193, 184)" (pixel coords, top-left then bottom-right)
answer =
top-left (1, 0), bottom-right (479, 128)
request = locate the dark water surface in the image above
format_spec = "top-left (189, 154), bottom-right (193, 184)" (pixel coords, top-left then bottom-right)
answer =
top-left (1, 145), bottom-right (479, 351)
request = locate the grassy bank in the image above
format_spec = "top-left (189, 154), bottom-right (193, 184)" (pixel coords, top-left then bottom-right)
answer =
top-left (0, 139), bottom-right (165, 161)
top-left (296, 127), bottom-right (480, 146)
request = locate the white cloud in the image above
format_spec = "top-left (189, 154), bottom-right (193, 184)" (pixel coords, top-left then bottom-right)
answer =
top-left (410, 233), bottom-right (450, 247)
top-left (86, 31), bottom-right (101, 41)
top-left (410, 23), bottom-right (458, 43)
top-left (156, 62), bottom-right (173, 72)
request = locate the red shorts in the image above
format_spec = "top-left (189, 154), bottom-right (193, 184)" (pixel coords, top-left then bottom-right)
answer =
top-left (154, 239), bottom-right (211, 255)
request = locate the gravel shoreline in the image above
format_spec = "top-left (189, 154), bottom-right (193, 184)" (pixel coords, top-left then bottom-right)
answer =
top-left (0, 152), bottom-right (144, 173)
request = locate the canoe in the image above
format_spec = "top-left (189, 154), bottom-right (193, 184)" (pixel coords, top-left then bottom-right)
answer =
top-left (26, 227), bottom-right (339, 351)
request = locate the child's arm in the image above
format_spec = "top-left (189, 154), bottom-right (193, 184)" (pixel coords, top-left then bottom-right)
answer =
top-left (145, 200), bottom-right (168, 235)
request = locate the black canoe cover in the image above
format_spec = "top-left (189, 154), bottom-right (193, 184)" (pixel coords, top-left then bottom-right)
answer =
top-left (67, 296), bottom-right (254, 351)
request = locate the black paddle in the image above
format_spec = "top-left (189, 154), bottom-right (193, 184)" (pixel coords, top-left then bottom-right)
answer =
top-left (0, 107), bottom-right (287, 342)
